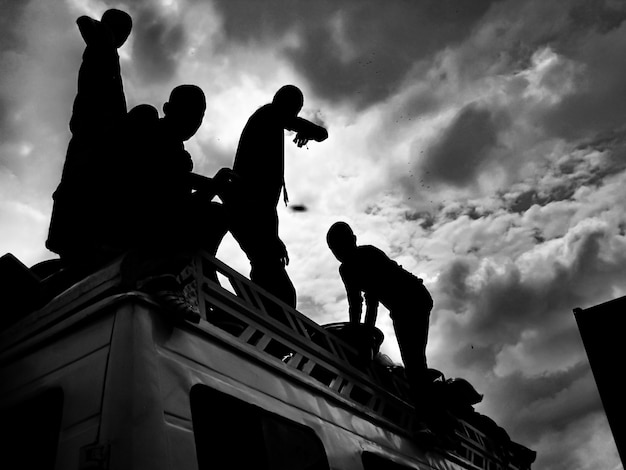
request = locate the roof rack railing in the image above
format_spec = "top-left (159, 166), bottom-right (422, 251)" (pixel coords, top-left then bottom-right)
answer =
top-left (0, 250), bottom-right (533, 470)
top-left (186, 252), bottom-right (534, 470)
top-left (187, 252), bottom-right (416, 428)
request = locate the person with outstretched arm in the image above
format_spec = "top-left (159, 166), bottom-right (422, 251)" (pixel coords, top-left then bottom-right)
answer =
top-left (225, 85), bottom-right (328, 308)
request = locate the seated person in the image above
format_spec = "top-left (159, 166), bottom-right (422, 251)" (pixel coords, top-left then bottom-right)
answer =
top-left (47, 9), bottom-right (230, 322)
top-left (95, 85), bottom-right (233, 322)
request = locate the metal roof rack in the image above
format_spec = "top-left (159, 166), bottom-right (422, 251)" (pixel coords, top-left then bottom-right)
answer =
top-left (189, 252), bottom-right (535, 470)
top-left (0, 250), bottom-right (535, 470)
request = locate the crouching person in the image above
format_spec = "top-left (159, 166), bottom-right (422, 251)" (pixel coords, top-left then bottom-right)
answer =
top-left (326, 222), bottom-right (433, 393)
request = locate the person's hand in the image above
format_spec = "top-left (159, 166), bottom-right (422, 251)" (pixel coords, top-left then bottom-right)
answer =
top-left (293, 133), bottom-right (310, 148)
top-left (214, 167), bottom-right (235, 187)
top-left (278, 239), bottom-right (290, 266)
top-left (214, 168), bottom-right (239, 199)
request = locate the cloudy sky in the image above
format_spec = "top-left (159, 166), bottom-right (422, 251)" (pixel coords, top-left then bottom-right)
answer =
top-left (2, 0), bottom-right (626, 468)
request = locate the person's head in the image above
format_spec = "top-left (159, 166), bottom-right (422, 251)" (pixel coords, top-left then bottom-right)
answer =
top-left (272, 85), bottom-right (304, 121)
top-left (163, 85), bottom-right (207, 141)
top-left (327, 222), bottom-right (357, 262)
top-left (101, 9), bottom-right (132, 48)
top-left (125, 104), bottom-right (159, 135)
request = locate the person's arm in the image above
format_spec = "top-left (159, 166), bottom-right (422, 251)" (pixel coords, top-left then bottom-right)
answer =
top-left (188, 168), bottom-right (237, 198)
top-left (364, 292), bottom-right (379, 328)
top-left (285, 117), bottom-right (328, 147)
top-left (188, 173), bottom-right (216, 195)
top-left (276, 237), bottom-right (289, 267)
top-left (340, 265), bottom-right (363, 324)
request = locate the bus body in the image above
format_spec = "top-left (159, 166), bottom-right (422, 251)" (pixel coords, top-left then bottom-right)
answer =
top-left (0, 251), bottom-right (535, 470)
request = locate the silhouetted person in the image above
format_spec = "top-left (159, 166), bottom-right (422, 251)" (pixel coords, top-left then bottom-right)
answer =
top-left (326, 222), bottom-right (433, 393)
top-left (47, 9), bottom-right (132, 267)
top-left (227, 85), bottom-right (328, 307)
top-left (111, 85), bottom-right (230, 256)
top-left (46, 10), bottom-right (230, 321)
top-left (107, 86), bottom-right (232, 321)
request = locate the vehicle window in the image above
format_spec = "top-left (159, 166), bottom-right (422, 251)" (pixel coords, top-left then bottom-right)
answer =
top-left (191, 384), bottom-right (330, 470)
top-left (0, 387), bottom-right (64, 470)
top-left (362, 451), bottom-right (418, 469)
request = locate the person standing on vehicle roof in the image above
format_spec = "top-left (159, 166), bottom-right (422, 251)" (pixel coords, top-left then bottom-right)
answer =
top-left (226, 85), bottom-right (328, 308)
top-left (326, 221), bottom-right (433, 394)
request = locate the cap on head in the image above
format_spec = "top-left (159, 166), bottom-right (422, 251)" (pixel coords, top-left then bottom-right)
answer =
top-left (327, 221), bottom-right (357, 261)
top-left (272, 85), bottom-right (304, 119)
top-left (101, 9), bottom-right (132, 48)
top-left (164, 84), bottom-right (207, 141)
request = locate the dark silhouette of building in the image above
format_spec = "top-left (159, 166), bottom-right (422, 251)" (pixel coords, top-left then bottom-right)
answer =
top-left (574, 297), bottom-right (626, 466)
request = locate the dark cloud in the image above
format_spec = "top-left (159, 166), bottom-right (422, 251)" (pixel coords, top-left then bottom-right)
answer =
top-left (507, 182), bottom-right (577, 214)
top-left (430, 223), bottom-right (626, 430)
top-left (211, 0), bottom-right (501, 108)
top-left (0, 0), bottom-right (29, 53)
top-left (506, 148), bottom-right (626, 213)
top-left (433, 224), bottom-right (626, 466)
top-left (439, 227), bottom-right (626, 348)
top-left (0, 96), bottom-right (11, 143)
top-left (0, 0), bottom-right (77, 186)
top-left (483, 364), bottom-right (616, 470)
top-left (577, 126), bottom-right (626, 153)
top-left (462, 0), bottom-right (626, 77)
top-left (0, 0), bottom-right (30, 142)
top-left (468, 0), bottom-right (626, 143)
top-left (541, 23), bottom-right (626, 141)
top-left (397, 84), bottom-right (444, 122)
top-left (128, 6), bottom-right (187, 85)
top-left (419, 103), bottom-right (508, 187)
top-left (404, 210), bottom-right (436, 230)
top-left (453, 343), bottom-right (497, 374)
top-left (490, 363), bottom-right (601, 437)
top-left (567, 0), bottom-right (626, 35)
top-left (509, 189), bottom-right (540, 213)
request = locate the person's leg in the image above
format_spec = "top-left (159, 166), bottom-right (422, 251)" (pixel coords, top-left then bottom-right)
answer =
top-left (393, 294), bottom-right (457, 442)
top-left (249, 257), bottom-right (296, 308)
top-left (392, 305), bottom-right (430, 391)
top-left (181, 196), bottom-right (230, 285)
top-left (125, 195), bottom-right (228, 286)
top-left (226, 202), bottom-right (297, 308)
top-left (187, 197), bottom-right (229, 256)
top-left (118, 202), bottom-right (201, 323)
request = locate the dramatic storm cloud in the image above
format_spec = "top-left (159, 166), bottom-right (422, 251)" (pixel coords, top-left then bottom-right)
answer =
top-left (212, 0), bottom-right (500, 109)
top-left (420, 103), bottom-right (509, 187)
top-left (2, 1), bottom-right (625, 469)
top-left (130, 4), bottom-right (188, 84)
